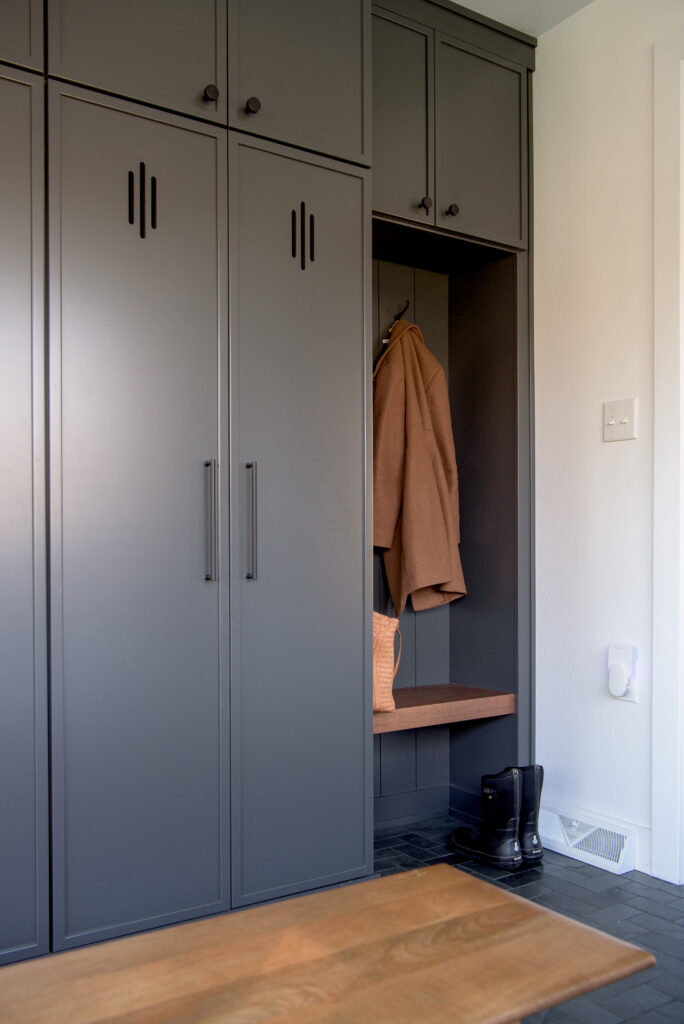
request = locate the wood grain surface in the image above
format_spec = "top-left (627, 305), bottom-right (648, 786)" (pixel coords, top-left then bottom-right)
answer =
top-left (0, 864), bottom-right (654, 1024)
top-left (373, 683), bottom-right (515, 733)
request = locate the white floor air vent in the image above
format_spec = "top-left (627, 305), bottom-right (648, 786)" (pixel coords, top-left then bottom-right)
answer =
top-left (539, 805), bottom-right (635, 874)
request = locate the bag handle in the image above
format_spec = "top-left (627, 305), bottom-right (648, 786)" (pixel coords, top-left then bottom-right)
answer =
top-left (392, 629), bottom-right (402, 680)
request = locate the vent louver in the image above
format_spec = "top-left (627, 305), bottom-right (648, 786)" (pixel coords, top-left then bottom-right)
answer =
top-left (539, 807), bottom-right (635, 874)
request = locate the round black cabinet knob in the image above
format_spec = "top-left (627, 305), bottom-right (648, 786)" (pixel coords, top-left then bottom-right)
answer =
top-left (445, 203), bottom-right (460, 216)
top-left (420, 196), bottom-right (433, 211)
top-left (245, 96), bottom-right (262, 115)
top-left (202, 83), bottom-right (220, 102)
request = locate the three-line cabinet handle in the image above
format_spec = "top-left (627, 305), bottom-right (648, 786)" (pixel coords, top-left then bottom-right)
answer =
top-left (204, 459), bottom-right (217, 582)
top-left (245, 462), bottom-right (257, 580)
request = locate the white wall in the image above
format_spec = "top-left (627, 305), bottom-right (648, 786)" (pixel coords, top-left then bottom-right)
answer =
top-left (534, 0), bottom-right (684, 873)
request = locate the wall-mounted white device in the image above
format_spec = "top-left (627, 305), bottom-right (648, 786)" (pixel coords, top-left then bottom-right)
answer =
top-left (607, 644), bottom-right (638, 702)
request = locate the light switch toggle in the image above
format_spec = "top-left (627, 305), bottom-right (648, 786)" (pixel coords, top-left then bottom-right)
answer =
top-left (603, 398), bottom-right (638, 442)
top-left (608, 644), bottom-right (638, 702)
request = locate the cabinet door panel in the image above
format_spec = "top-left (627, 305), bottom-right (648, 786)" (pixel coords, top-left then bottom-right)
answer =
top-left (48, 1), bottom-right (227, 123)
top-left (372, 10), bottom-right (433, 224)
top-left (0, 68), bottom-right (48, 967)
top-left (230, 136), bottom-right (372, 905)
top-left (436, 36), bottom-right (527, 247)
top-left (0, 0), bottom-right (42, 71)
top-left (229, 0), bottom-right (370, 165)
top-left (50, 86), bottom-right (229, 949)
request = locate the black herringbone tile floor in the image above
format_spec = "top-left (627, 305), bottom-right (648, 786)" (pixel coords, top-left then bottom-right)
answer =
top-left (374, 815), bottom-right (684, 1024)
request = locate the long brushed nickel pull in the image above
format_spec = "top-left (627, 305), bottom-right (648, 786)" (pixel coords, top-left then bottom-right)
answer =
top-left (204, 459), bottom-right (218, 582)
top-left (245, 462), bottom-right (257, 580)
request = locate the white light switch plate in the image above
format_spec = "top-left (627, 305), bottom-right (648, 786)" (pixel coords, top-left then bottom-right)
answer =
top-left (603, 397), bottom-right (638, 442)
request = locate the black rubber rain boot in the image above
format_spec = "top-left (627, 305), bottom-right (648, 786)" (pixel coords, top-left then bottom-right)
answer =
top-left (448, 768), bottom-right (522, 870)
top-left (517, 764), bottom-right (544, 864)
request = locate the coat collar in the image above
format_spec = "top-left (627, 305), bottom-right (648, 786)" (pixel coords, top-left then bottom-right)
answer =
top-left (373, 320), bottom-right (425, 380)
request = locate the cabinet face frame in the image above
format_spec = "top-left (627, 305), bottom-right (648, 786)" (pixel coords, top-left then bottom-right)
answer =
top-left (0, 0), bottom-right (43, 72)
top-left (0, 64), bottom-right (49, 967)
top-left (48, 82), bottom-right (231, 950)
top-left (47, 1), bottom-right (228, 125)
top-left (435, 32), bottom-right (528, 250)
top-left (228, 132), bottom-right (374, 906)
top-left (371, 7), bottom-right (435, 225)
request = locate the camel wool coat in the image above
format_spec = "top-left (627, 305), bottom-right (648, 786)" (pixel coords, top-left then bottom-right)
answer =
top-left (373, 320), bottom-right (466, 614)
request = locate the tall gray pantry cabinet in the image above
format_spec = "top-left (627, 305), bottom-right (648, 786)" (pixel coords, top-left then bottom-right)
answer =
top-left (48, 85), bottom-right (230, 950)
top-left (229, 136), bottom-right (371, 906)
top-left (0, 66), bottom-right (48, 967)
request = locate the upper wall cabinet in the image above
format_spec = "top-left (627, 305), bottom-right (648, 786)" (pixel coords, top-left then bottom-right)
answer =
top-left (372, 10), bottom-right (433, 225)
top-left (0, 0), bottom-right (43, 71)
top-left (435, 35), bottom-right (527, 248)
top-left (372, 4), bottom-right (529, 249)
top-left (47, 1), bottom-right (227, 124)
top-left (228, 0), bottom-right (371, 165)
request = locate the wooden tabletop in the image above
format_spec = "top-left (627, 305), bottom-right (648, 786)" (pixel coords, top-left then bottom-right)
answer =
top-left (0, 864), bottom-right (654, 1024)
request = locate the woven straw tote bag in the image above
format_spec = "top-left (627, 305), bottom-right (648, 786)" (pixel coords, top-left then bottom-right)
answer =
top-left (372, 611), bottom-right (402, 712)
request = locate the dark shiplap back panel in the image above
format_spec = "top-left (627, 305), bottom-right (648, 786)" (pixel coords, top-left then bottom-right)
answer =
top-left (373, 260), bottom-right (450, 821)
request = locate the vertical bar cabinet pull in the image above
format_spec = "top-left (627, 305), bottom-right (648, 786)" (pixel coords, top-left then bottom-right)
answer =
top-left (246, 462), bottom-right (257, 580)
top-left (204, 459), bottom-right (217, 582)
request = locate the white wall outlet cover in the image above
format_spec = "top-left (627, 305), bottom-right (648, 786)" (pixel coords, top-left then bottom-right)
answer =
top-left (607, 643), bottom-right (638, 702)
top-left (603, 397), bottom-right (638, 442)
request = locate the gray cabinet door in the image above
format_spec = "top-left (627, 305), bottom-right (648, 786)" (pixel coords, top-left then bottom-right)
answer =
top-left (372, 9), bottom-right (433, 225)
top-left (0, 0), bottom-right (42, 71)
top-left (49, 84), bottom-right (229, 950)
top-left (229, 134), bottom-right (372, 906)
top-left (48, 1), bottom-right (227, 124)
top-left (435, 34), bottom-right (527, 248)
top-left (228, 0), bottom-right (370, 165)
top-left (0, 67), bottom-right (48, 967)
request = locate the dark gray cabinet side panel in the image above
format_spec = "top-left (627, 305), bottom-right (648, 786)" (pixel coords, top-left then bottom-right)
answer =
top-left (448, 253), bottom-right (519, 801)
top-left (49, 85), bottom-right (229, 949)
top-left (372, 10), bottom-right (433, 224)
top-left (516, 248), bottom-right (533, 764)
top-left (448, 255), bottom-right (518, 691)
top-left (48, 1), bottom-right (227, 124)
top-left (0, 0), bottom-right (42, 71)
top-left (435, 35), bottom-right (527, 248)
top-left (230, 135), bottom-right (372, 905)
top-left (0, 68), bottom-right (48, 966)
top-left (229, 0), bottom-right (371, 165)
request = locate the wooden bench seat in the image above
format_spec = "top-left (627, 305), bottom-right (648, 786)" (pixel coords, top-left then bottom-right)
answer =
top-left (373, 683), bottom-right (515, 733)
top-left (0, 863), bottom-right (654, 1023)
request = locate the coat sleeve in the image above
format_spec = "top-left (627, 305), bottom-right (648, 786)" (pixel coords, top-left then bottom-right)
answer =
top-left (428, 366), bottom-right (460, 543)
top-left (373, 354), bottom-right (405, 549)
